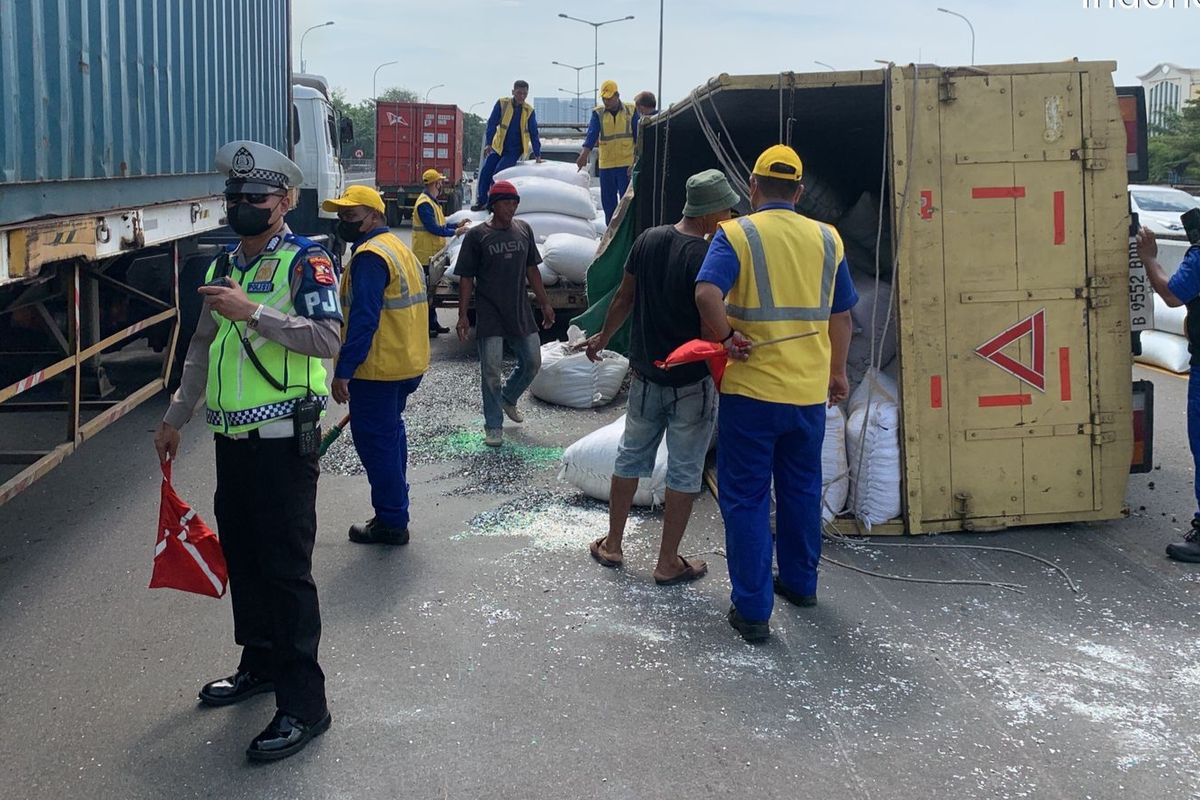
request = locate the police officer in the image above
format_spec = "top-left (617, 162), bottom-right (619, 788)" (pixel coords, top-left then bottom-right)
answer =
top-left (1140, 225), bottom-right (1200, 561)
top-left (325, 185), bottom-right (430, 545)
top-left (153, 140), bottom-right (341, 760)
top-left (576, 80), bottom-right (639, 223)
top-left (473, 79), bottom-right (543, 210)
top-left (695, 145), bottom-right (858, 643)
top-left (412, 168), bottom-right (468, 336)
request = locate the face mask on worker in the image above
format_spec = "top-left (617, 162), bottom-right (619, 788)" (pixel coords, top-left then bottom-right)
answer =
top-left (336, 217), bottom-right (369, 244)
top-left (228, 198), bottom-right (282, 237)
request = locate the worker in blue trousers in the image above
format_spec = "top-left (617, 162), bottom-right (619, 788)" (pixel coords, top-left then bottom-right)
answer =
top-left (694, 145), bottom-right (857, 644)
top-left (473, 79), bottom-right (542, 211)
top-left (576, 80), bottom-right (639, 223)
top-left (324, 185), bottom-right (430, 546)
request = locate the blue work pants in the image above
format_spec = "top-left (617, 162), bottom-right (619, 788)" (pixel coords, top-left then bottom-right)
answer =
top-left (478, 333), bottom-right (541, 431)
top-left (348, 375), bottom-right (423, 529)
top-left (598, 165), bottom-right (630, 223)
top-left (476, 150), bottom-right (522, 206)
top-left (718, 393), bottom-right (825, 622)
top-left (1190, 370), bottom-right (1200, 520)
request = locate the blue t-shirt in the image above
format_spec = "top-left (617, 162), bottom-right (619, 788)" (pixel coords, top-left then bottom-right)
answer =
top-left (695, 203), bottom-right (858, 314)
top-left (1167, 245), bottom-right (1200, 304)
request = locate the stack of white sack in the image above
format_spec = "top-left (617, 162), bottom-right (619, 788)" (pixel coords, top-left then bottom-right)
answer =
top-left (592, 213), bottom-right (608, 237)
top-left (540, 233), bottom-right (600, 284)
top-left (517, 212), bottom-right (599, 243)
top-left (589, 186), bottom-right (603, 210)
top-left (504, 176), bottom-right (595, 219)
top-left (1136, 294), bottom-right (1190, 373)
top-left (531, 325), bottom-right (629, 408)
top-left (495, 161), bottom-right (591, 189)
top-left (559, 415), bottom-right (666, 506)
top-left (443, 239), bottom-right (550, 286)
top-left (821, 405), bottom-right (850, 522)
top-left (845, 368), bottom-right (901, 529)
top-left (846, 272), bottom-right (898, 389)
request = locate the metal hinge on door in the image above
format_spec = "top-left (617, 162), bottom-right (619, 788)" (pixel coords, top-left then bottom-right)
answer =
top-left (1084, 412), bottom-right (1117, 445)
top-left (1085, 276), bottom-right (1112, 309)
top-left (939, 70), bottom-right (957, 103)
top-left (1081, 137), bottom-right (1107, 171)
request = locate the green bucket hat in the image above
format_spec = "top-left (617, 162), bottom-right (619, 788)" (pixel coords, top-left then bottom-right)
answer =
top-left (682, 169), bottom-right (740, 217)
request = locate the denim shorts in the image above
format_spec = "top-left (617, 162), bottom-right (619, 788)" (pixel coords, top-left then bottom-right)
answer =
top-left (614, 373), bottom-right (717, 493)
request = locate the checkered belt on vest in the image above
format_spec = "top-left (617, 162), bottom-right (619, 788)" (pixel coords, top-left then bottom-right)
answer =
top-left (205, 396), bottom-right (327, 430)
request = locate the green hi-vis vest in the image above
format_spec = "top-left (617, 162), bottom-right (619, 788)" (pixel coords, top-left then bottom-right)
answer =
top-left (203, 235), bottom-right (330, 434)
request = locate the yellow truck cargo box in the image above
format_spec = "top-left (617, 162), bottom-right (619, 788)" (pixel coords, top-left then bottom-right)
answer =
top-left (633, 62), bottom-right (1143, 534)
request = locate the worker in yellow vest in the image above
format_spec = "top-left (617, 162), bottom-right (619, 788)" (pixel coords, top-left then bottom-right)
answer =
top-left (412, 168), bottom-right (469, 336)
top-left (473, 79), bottom-right (542, 210)
top-left (694, 145), bottom-right (858, 644)
top-left (323, 185), bottom-right (430, 547)
top-left (576, 80), bottom-right (639, 223)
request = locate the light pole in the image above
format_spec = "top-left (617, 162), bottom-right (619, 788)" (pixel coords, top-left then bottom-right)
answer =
top-left (814, 61), bottom-right (835, 71)
top-left (372, 60), bottom-right (399, 101)
top-left (936, 7), bottom-right (975, 65)
top-left (425, 84), bottom-right (445, 102)
top-left (468, 101), bottom-right (486, 116)
top-left (657, 0), bottom-right (663, 110)
top-left (552, 60), bottom-right (604, 123)
top-left (299, 21), bottom-right (334, 72)
top-left (557, 13), bottom-right (635, 106)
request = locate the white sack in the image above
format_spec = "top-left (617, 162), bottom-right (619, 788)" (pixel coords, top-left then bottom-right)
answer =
top-left (846, 398), bottom-right (902, 529)
top-left (851, 275), bottom-right (898, 365)
top-left (517, 212), bottom-right (600, 243)
top-left (446, 209), bottom-right (489, 226)
top-left (443, 238), bottom-right (463, 283)
top-left (848, 367), bottom-right (900, 417)
top-left (1136, 330), bottom-right (1191, 374)
top-left (495, 161), bottom-right (592, 189)
top-left (537, 262), bottom-right (560, 287)
top-left (1154, 293), bottom-right (1185, 337)
top-left (592, 214), bottom-right (608, 237)
top-left (540, 233), bottom-right (600, 284)
top-left (505, 176), bottom-right (596, 219)
top-left (559, 415), bottom-right (666, 507)
top-left (531, 325), bottom-right (629, 408)
top-left (590, 186), bottom-right (603, 210)
top-left (822, 405), bottom-right (849, 522)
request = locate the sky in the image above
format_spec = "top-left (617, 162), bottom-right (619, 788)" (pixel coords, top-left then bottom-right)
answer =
top-left (292, 0), bottom-right (1197, 109)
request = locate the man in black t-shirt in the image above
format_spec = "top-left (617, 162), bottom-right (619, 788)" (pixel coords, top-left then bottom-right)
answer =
top-left (583, 170), bottom-right (739, 584)
top-left (456, 180), bottom-right (555, 447)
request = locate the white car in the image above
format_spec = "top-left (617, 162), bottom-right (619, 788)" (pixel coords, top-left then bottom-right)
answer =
top-left (1129, 184), bottom-right (1200, 238)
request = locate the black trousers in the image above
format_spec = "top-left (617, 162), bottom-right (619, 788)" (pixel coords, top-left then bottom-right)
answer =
top-left (213, 435), bottom-right (327, 722)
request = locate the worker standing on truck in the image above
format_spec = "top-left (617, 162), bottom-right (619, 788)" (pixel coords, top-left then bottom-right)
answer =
top-left (1139, 225), bottom-right (1200, 562)
top-left (153, 140), bottom-right (341, 760)
top-left (455, 180), bottom-right (555, 447)
top-left (324, 185), bottom-right (430, 547)
top-left (473, 80), bottom-right (543, 211)
top-left (694, 145), bottom-right (857, 644)
top-left (576, 80), bottom-right (639, 224)
top-left (583, 169), bottom-right (740, 585)
top-left (413, 168), bottom-right (469, 336)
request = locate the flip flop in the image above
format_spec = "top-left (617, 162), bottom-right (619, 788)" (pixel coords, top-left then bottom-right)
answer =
top-left (654, 555), bottom-right (708, 586)
top-left (590, 536), bottom-right (623, 568)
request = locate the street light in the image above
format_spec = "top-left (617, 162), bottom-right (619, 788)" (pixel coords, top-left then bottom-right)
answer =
top-left (557, 13), bottom-right (635, 106)
top-left (299, 21), bottom-right (334, 72)
top-left (552, 60), bottom-right (604, 123)
top-left (372, 60), bottom-right (399, 101)
top-left (558, 87), bottom-right (596, 125)
top-left (814, 61), bottom-right (835, 71)
top-left (936, 7), bottom-right (975, 65)
top-left (425, 84), bottom-right (445, 102)
top-left (468, 101), bottom-right (486, 116)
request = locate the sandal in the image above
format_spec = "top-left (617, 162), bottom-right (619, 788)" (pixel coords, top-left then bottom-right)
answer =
top-left (589, 536), bottom-right (623, 568)
top-left (654, 555), bottom-right (708, 586)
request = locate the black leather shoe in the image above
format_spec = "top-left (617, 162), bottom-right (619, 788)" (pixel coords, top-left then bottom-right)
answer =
top-left (470, 203), bottom-right (486, 212)
top-left (198, 670), bottom-right (274, 707)
top-left (348, 518), bottom-right (409, 545)
top-left (774, 576), bottom-right (818, 607)
top-left (1167, 519), bottom-right (1200, 563)
top-left (430, 323), bottom-right (450, 334)
top-left (727, 605), bottom-right (770, 643)
top-left (246, 710), bottom-right (332, 762)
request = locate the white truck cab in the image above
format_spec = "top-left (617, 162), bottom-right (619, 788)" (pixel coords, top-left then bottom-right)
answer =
top-left (290, 74), bottom-right (352, 252)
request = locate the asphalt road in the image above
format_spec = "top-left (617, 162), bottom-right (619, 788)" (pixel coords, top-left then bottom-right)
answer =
top-left (2, 319), bottom-right (1199, 799)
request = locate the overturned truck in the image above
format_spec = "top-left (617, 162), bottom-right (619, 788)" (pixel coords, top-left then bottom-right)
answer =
top-left (582, 61), bottom-right (1152, 535)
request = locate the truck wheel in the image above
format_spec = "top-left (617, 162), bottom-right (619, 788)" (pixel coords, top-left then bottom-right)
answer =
top-left (169, 253), bottom-right (212, 391)
top-left (386, 201), bottom-right (402, 228)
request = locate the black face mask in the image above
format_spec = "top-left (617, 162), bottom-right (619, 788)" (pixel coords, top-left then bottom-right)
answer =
top-left (227, 201), bottom-right (277, 237)
top-left (336, 219), bottom-right (367, 244)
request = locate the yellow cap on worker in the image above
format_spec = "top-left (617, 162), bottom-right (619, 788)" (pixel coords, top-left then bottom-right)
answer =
top-left (752, 144), bottom-right (804, 182)
top-left (321, 184), bottom-right (385, 213)
top-left (600, 80), bottom-right (619, 99)
top-left (422, 168), bottom-right (446, 184)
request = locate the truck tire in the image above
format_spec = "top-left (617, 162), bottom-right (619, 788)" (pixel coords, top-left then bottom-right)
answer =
top-left (796, 171), bottom-right (848, 223)
top-left (169, 253), bottom-right (212, 391)
top-left (386, 200), bottom-right (403, 228)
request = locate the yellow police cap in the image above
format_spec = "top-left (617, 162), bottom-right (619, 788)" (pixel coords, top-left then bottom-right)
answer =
top-left (422, 168), bottom-right (447, 184)
top-left (600, 80), bottom-right (619, 99)
top-left (752, 144), bottom-right (804, 182)
top-left (321, 184), bottom-right (385, 214)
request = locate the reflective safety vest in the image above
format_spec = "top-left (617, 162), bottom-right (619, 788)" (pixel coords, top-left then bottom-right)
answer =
top-left (594, 102), bottom-right (635, 169)
top-left (719, 209), bottom-right (844, 406)
top-left (204, 236), bottom-right (330, 434)
top-left (339, 231), bottom-right (430, 381)
top-left (411, 191), bottom-right (447, 266)
top-left (490, 97), bottom-right (533, 158)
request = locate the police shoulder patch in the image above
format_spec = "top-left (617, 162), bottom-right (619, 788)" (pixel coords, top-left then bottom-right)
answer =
top-left (307, 254), bottom-right (336, 286)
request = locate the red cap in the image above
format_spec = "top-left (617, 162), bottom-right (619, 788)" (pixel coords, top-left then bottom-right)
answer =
top-left (488, 180), bottom-right (520, 206)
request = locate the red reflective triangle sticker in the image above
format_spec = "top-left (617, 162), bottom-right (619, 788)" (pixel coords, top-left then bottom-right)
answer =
top-left (974, 309), bottom-right (1046, 392)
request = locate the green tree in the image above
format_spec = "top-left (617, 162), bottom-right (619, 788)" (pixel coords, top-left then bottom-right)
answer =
top-left (1148, 98), bottom-right (1200, 184)
top-left (464, 113), bottom-right (485, 172)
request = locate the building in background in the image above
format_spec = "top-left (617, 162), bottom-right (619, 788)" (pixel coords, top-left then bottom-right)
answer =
top-left (533, 96), bottom-right (589, 125)
top-left (1139, 63), bottom-right (1200, 131)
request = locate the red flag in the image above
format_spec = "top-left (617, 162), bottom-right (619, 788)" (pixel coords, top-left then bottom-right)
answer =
top-left (654, 339), bottom-right (728, 388)
top-left (150, 460), bottom-right (228, 598)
